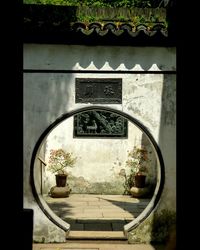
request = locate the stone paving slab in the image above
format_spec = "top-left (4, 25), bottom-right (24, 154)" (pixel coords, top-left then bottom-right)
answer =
top-left (44, 194), bottom-right (150, 232)
top-left (33, 243), bottom-right (165, 250)
top-left (112, 222), bottom-right (125, 231)
top-left (86, 201), bottom-right (112, 206)
top-left (97, 207), bottom-right (127, 211)
top-left (63, 201), bottom-right (89, 206)
top-left (97, 205), bottom-right (123, 209)
top-left (75, 219), bottom-right (128, 223)
top-left (70, 223), bottom-right (84, 230)
top-left (39, 248), bottom-right (98, 250)
top-left (68, 231), bottom-right (126, 239)
top-left (98, 211), bottom-right (134, 217)
top-left (84, 223), bottom-right (112, 231)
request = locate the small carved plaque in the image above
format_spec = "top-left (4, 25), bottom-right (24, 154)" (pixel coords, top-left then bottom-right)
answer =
top-left (74, 110), bottom-right (128, 138)
top-left (75, 78), bottom-right (122, 104)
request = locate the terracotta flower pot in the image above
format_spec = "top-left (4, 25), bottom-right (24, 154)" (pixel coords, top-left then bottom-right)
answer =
top-left (55, 174), bottom-right (67, 187)
top-left (134, 174), bottom-right (146, 188)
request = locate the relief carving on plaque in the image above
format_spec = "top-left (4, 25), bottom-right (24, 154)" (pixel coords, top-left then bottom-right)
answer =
top-left (74, 110), bottom-right (128, 138)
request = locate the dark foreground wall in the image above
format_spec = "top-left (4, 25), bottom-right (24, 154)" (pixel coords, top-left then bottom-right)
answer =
top-left (23, 209), bottom-right (33, 250)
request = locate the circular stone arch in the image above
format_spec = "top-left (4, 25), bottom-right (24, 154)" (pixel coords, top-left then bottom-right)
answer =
top-left (30, 106), bottom-right (165, 235)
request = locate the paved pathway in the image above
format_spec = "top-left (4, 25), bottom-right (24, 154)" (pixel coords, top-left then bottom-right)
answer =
top-left (33, 242), bottom-right (165, 250)
top-left (44, 194), bottom-right (150, 231)
top-left (34, 195), bottom-right (168, 250)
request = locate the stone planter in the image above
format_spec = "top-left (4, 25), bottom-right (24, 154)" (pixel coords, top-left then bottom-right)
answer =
top-left (50, 174), bottom-right (71, 198)
top-left (130, 186), bottom-right (149, 198)
top-left (50, 185), bottom-right (71, 198)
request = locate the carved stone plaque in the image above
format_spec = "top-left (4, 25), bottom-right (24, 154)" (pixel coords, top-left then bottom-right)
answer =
top-left (75, 78), bottom-right (122, 104)
top-left (74, 110), bottom-right (128, 138)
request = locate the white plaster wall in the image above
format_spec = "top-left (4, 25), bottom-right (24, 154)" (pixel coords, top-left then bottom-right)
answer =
top-left (23, 72), bottom-right (164, 140)
top-left (23, 44), bottom-right (176, 242)
top-left (24, 44), bottom-right (176, 71)
top-left (43, 117), bottom-right (156, 194)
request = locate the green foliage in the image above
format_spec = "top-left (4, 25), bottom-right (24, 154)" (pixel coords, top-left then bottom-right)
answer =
top-left (132, 15), bottom-right (146, 25)
top-left (23, 0), bottom-right (153, 8)
top-left (151, 209), bottom-right (176, 242)
top-left (126, 146), bottom-right (151, 176)
top-left (23, 1), bottom-right (167, 28)
top-left (119, 146), bottom-right (152, 194)
top-left (128, 209), bottom-right (176, 243)
top-left (47, 148), bottom-right (77, 175)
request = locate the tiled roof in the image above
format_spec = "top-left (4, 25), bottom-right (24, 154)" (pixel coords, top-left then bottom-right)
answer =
top-left (72, 22), bottom-right (168, 37)
top-left (23, 4), bottom-right (175, 46)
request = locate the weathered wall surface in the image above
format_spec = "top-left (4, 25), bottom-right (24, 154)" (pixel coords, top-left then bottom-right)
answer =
top-left (127, 74), bottom-right (176, 243)
top-left (24, 45), bottom-right (175, 71)
top-left (23, 44), bottom-right (176, 243)
top-left (43, 117), bottom-right (157, 195)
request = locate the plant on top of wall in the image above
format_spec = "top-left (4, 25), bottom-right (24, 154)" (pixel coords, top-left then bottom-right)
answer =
top-left (23, 0), bottom-right (154, 8)
top-left (23, 1), bottom-right (168, 30)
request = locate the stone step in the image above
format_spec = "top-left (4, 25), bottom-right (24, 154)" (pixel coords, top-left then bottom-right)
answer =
top-left (67, 218), bottom-right (132, 223)
top-left (68, 219), bottom-right (132, 231)
top-left (67, 231), bottom-right (127, 240)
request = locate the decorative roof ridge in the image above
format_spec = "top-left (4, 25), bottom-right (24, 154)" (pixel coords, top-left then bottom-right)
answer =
top-left (71, 21), bottom-right (168, 36)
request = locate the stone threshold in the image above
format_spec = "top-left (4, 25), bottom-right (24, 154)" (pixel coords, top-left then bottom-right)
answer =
top-left (67, 231), bottom-right (127, 240)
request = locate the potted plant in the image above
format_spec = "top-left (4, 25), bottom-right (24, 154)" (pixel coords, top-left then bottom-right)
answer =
top-left (125, 146), bottom-right (151, 188)
top-left (47, 148), bottom-right (77, 187)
